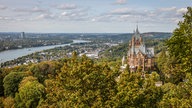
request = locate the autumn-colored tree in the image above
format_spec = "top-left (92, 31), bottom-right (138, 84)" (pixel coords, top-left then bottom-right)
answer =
top-left (3, 97), bottom-right (15, 108)
top-left (15, 76), bottom-right (45, 108)
top-left (0, 68), bottom-right (4, 96)
top-left (38, 79), bottom-right (71, 107)
top-left (30, 61), bottom-right (62, 83)
top-left (39, 54), bottom-right (119, 107)
top-left (59, 54), bottom-right (119, 107)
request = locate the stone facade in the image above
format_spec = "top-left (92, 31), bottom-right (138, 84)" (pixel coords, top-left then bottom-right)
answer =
top-left (127, 26), bottom-right (155, 72)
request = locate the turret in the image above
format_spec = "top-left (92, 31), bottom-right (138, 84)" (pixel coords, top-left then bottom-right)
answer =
top-left (140, 36), bottom-right (143, 44)
top-left (136, 25), bottom-right (139, 34)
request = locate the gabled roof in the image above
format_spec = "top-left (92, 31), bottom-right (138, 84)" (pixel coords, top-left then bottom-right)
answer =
top-left (128, 26), bottom-right (154, 58)
top-left (128, 44), bottom-right (154, 58)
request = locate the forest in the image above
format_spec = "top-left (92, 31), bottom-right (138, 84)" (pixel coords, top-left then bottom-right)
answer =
top-left (0, 7), bottom-right (191, 108)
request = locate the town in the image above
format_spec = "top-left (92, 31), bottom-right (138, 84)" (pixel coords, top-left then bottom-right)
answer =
top-left (0, 31), bottom-right (171, 68)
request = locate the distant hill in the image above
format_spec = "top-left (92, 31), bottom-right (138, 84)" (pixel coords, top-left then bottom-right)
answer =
top-left (142, 32), bottom-right (172, 39)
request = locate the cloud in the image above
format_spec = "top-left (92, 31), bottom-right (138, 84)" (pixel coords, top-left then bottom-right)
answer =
top-left (48, 6), bottom-right (187, 24)
top-left (60, 11), bottom-right (88, 21)
top-left (90, 8), bottom-right (143, 23)
top-left (177, 8), bottom-right (187, 14)
top-left (32, 7), bottom-right (46, 12)
top-left (0, 16), bottom-right (11, 20)
top-left (153, 7), bottom-right (188, 23)
top-left (56, 3), bottom-right (77, 10)
top-left (14, 6), bottom-right (47, 13)
top-left (91, 14), bottom-right (113, 22)
top-left (95, 6), bottom-right (187, 24)
top-left (59, 8), bottom-right (90, 21)
top-left (158, 7), bottom-right (177, 12)
top-left (114, 0), bottom-right (127, 5)
top-left (34, 14), bottom-right (55, 20)
top-left (54, 3), bottom-right (91, 20)
top-left (111, 8), bottom-right (132, 14)
top-left (6, 3), bottom-right (187, 27)
top-left (157, 7), bottom-right (187, 19)
top-left (0, 5), bottom-right (7, 10)
top-left (158, 7), bottom-right (187, 15)
top-left (110, 7), bottom-right (146, 17)
top-left (61, 12), bottom-right (69, 16)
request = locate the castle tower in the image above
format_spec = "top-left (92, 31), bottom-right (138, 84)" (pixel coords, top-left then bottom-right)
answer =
top-left (127, 26), bottom-right (155, 72)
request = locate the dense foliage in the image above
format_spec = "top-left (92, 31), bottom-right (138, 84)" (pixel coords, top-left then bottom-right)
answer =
top-left (0, 53), bottom-right (161, 107)
top-left (3, 72), bottom-right (30, 97)
top-left (166, 7), bottom-right (192, 73)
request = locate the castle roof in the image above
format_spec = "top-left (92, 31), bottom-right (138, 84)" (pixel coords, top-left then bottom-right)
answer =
top-left (128, 45), bottom-right (154, 58)
top-left (128, 26), bottom-right (154, 58)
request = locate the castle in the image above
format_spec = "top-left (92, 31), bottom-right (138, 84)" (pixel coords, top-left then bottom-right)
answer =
top-left (127, 26), bottom-right (155, 72)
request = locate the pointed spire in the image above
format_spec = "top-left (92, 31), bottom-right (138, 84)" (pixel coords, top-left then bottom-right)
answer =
top-left (136, 24), bottom-right (139, 34)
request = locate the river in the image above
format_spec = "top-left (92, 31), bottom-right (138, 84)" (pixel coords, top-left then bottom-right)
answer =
top-left (0, 40), bottom-right (90, 64)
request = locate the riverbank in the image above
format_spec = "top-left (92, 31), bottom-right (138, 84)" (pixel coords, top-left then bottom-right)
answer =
top-left (0, 40), bottom-right (116, 68)
top-left (0, 41), bottom-right (73, 53)
top-left (0, 40), bottom-right (90, 64)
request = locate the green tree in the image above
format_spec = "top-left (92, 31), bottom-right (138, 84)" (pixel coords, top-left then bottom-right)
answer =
top-left (142, 74), bottom-right (163, 107)
top-left (166, 7), bottom-right (192, 74)
top-left (38, 79), bottom-right (66, 107)
top-left (30, 61), bottom-right (61, 83)
top-left (114, 72), bottom-right (163, 108)
top-left (156, 50), bottom-right (167, 72)
top-left (0, 68), bottom-right (4, 96)
top-left (3, 72), bottom-right (29, 97)
top-left (59, 55), bottom-right (119, 107)
top-left (0, 97), bottom-right (4, 108)
top-left (15, 76), bottom-right (45, 108)
top-left (113, 72), bottom-right (145, 107)
top-left (159, 80), bottom-right (192, 107)
top-left (157, 51), bottom-right (185, 84)
top-left (39, 55), bottom-right (119, 107)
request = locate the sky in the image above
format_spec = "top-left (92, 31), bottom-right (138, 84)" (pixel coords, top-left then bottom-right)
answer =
top-left (0, 0), bottom-right (191, 33)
